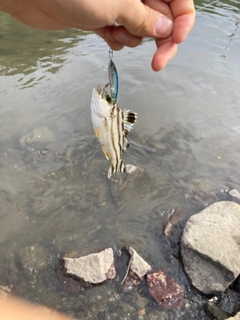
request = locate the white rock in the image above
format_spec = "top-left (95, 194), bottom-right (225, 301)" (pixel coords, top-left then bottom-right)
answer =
top-left (19, 126), bottom-right (55, 145)
top-left (128, 247), bottom-right (151, 278)
top-left (181, 201), bottom-right (240, 294)
top-left (64, 248), bottom-right (115, 284)
top-left (229, 189), bottom-right (240, 200)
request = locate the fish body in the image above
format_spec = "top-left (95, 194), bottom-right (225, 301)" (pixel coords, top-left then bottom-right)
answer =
top-left (91, 85), bottom-right (137, 178)
top-left (108, 59), bottom-right (118, 104)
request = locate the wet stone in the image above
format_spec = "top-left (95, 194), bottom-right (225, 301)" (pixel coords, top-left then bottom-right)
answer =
top-left (57, 258), bottom-right (83, 294)
top-left (128, 246), bottom-right (152, 279)
top-left (19, 126), bottom-right (55, 145)
top-left (122, 272), bottom-right (141, 292)
top-left (181, 201), bottom-right (240, 294)
top-left (64, 248), bottom-right (115, 285)
top-left (164, 208), bottom-right (185, 237)
top-left (146, 270), bottom-right (184, 309)
top-left (229, 189), bottom-right (240, 200)
top-left (206, 302), bottom-right (230, 320)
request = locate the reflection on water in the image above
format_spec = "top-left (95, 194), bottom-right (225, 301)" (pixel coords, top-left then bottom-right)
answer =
top-left (0, 13), bottom-right (87, 87)
top-left (0, 0), bottom-right (240, 319)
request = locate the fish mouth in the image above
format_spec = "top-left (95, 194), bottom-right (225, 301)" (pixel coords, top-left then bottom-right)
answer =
top-left (96, 83), bottom-right (111, 100)
top-left (96, 85), bottom-right (103, 95)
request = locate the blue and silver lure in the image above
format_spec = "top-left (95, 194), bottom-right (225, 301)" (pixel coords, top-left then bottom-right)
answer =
top-left (108, 49), bottom-right (118, 104)
top-left (90, 49), bottom-right (137, 178)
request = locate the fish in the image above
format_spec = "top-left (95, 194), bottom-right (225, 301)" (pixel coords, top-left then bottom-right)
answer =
top-left (91, 84), bottom-right (137, 178)
top-left (108, 58), bottom-right (118, 104)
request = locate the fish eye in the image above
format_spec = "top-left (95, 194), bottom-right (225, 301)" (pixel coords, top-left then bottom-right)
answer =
top-left (106, 95), bottom-right (112, 103)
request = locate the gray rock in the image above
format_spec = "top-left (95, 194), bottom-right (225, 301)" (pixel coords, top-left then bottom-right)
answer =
top-left (181, 201), bottom-right (240, 294)
top-left (64, 248), bottom-right (115, 284)
top-left (229, 189), bottom-right (240, 200)
top-left (227, 313), bottom-right (240, 320)
top-left (128, 247), bottom-right (151, 278)
top-left (19, 126), bottom-right (55, 145)
top-left (125, 164), bottom-right (138, 174)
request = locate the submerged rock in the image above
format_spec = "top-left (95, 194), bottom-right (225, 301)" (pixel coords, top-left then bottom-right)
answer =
top-left (19, 244), bottom-right (48, 272)
top-left (64, 248), bottom-right (115, 285)
top-left (164, 208), bottom-right (185, 237)
top-left (121, 246), bottom-right (151, 291)
top-left (229, 189), bottom-right (240, 200)
top-left (206, 302), bottom-right (230, 320)
top-left (19, 126), bottom-right (55, 145)
top-left (57, 258), bottom-right (83, 294)
top-left (146, 270), bottom-right (184, 309)
top-left (181, 201), bottom-right (240, 294)
top-left (122, 271), bottom-right (141, 292)
top-left (128, 246), bottom-right (152, 279)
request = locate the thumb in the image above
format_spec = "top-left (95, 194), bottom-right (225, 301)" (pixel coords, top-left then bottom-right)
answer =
top-left (116, 0), bottom-right (173, 39)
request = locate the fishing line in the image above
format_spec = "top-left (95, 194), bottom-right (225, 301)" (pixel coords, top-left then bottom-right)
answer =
top-left (196, 0), bottom-right (220, 12)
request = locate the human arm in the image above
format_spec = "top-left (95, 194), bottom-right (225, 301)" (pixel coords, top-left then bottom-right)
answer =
top-left (0, 297), bottom-right (72, 320)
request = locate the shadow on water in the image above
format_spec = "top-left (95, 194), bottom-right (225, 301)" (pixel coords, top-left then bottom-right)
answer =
top-left (0, 0), bottom-right (240, 319)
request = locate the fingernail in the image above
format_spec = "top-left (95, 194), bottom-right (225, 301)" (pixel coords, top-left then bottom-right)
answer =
top-left (115, 31), bottom-right (130, 43)
top-left (155, 16), bottom-right (173, 37)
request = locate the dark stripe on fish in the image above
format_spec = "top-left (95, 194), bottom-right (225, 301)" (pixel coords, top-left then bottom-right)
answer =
top-left (116, 106), bottom-right (122, 154)
top-left (110, 106), bottom-right (118, 170)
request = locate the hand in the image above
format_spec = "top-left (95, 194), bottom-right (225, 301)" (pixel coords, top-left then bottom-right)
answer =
top-left (1, 0), bottom-right (195, 71)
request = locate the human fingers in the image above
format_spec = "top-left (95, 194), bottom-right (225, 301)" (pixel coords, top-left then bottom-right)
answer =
top-left (151, 37), bottom-right (178, 71)
top-left (116, 0), bottom-right (173, 39)
top-left (165, 0), bottom-right (195, 43)
top-left (95, 26), bottom-right (142, 50)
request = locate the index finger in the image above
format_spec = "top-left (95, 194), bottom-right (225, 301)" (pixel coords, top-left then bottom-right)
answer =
top-left (165, 0), bottom-right (195, 43)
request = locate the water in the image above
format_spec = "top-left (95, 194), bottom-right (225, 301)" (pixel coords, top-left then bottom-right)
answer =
top-left (0, 0), bottom-right (240, 318)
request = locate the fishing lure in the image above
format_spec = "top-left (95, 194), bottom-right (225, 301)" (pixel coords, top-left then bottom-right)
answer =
top-left (108, 49), bottom-right (118, 105)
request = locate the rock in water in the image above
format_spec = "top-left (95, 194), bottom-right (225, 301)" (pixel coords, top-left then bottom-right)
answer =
top-left (181, 201), bottom-right (240, 294)
top-left (146, 270), bottom-right (184, 309)
top-left (128, 246), bottom-right (152, 279)
top-left (19, 126), bottom-right (55, 145)
top-left (63, 248), bottom-right (115, 285)
top-left (229, 189), bottom-right (240, 200)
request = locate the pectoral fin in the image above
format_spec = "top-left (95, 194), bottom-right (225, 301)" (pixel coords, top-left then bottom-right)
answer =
top-left (123, 110), bottom-right (137, 133)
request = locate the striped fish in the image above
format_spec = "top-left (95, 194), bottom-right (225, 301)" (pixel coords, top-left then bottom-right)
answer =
top-left (91, 85), bottom-right (137, 178)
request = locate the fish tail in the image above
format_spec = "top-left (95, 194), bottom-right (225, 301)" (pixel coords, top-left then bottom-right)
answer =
top-left (108, 159), bottom-right (126, 178)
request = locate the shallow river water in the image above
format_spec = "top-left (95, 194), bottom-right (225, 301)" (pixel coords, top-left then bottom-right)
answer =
top-left (0, 1), bottom-right (240, 319)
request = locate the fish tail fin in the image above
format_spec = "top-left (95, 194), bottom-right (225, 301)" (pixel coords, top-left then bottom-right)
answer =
top-left (108, 159), bottom-right (126, 178)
